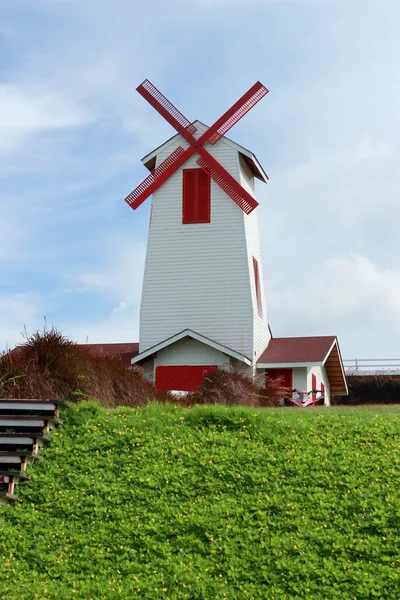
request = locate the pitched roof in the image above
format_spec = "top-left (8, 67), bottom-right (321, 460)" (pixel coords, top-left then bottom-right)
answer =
top-left (257, 336), bottom-right (348, 396)
top-left (141, 120), bottom-right (269, 184)
top-left (258, 336), bottom-right (336, 364)
top-left (77, 343), bottom-right (139, 365)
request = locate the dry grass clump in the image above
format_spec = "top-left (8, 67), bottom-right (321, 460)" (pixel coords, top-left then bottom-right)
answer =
top-left (0, 326), bottom-right (168, 407)
top-left (188, 366), bottom-right (286, 408)
top-left (0, 326), bottom-right (287, 408)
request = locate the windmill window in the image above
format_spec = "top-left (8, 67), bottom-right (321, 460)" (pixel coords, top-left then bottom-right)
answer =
top-left (253, 257), bottom-right (262, 318)
top-left (182, 168), bottom-right (211, 224)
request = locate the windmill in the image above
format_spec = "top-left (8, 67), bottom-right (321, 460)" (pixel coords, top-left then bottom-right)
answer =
top-left (127, 79), bottom-right (272, 391)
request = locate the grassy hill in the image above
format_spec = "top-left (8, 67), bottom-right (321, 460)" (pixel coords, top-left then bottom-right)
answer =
top-left (0, 402), bottom-right (399, 599)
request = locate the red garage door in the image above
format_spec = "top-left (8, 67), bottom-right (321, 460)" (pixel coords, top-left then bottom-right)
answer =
top-left (265, 368), bottom-right (293, 391)
top-left (155, 366), bottom-right (218, 392)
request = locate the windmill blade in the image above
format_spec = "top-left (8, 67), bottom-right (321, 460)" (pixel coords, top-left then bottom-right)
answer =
top-left (198, 81), bottom-right (269, 146)
top-left (125, 145), bottom-right (195, 210)
top-left (197, 148), bottom-right (258, 214)
top-left (137, 80), bottom-right (197, 144)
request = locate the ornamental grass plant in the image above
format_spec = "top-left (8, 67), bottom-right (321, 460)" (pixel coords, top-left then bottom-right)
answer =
top-left (0, 325), bottom-right (169, 406)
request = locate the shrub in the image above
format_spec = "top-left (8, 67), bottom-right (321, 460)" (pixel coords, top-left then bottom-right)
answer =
top-left (0, 325), bottom-right (169, 406)
top-left (0, 326), bottom-right (286, 408)
top-left (334, 374), bottom-right (400, 405)
top-left (187, 365), bottom-right (285, 408)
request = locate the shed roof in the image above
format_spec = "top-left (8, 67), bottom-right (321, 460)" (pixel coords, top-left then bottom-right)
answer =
top-left (257, 336), bottom-right (348, 396)
top-left (258, 336), bottom-right (336, 364)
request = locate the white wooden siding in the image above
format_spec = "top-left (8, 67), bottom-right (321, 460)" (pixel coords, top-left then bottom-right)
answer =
top-left (140, 121), bottom-right (269, 363)
top-left (307, 366), bottom-right (331, 405)
top-left (292, 367), bottom-right (307, 391)
top-left (154, 338), bottom-right (230, 368)
top-left (239, 154), bottom-right (270, 361)
top-left (140, 361), bottom-right (154, 383)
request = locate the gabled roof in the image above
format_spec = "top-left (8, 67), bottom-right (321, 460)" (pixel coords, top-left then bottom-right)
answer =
top-left (131, 329), bottom-right (252, 366)
top-left (257, 336), bottom-right (348, 396)
top-left (141, 120), bottom-right (269, 184)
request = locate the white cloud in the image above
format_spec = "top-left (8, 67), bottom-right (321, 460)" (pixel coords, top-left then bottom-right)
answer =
top-left (77, 238), bottom-right (146, 305)
top-left (0, 293), bottom-right (43, 352)
top-left (0, 84), bottom-right (94, 150)
top-left (268, 254), bottom-right (400, 357)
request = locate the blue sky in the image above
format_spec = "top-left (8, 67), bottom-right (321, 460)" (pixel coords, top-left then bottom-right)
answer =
top-left (1, 0), bottom-right (399, 359)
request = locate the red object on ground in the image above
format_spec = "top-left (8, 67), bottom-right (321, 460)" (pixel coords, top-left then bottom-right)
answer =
top-left (155, 365), bottom-right (218, 391)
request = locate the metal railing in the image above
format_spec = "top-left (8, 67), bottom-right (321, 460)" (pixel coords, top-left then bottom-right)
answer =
top-left (344, 358), bottom-right (400, 375)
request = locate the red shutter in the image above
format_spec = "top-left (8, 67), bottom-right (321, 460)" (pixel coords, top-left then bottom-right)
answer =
top-left (253, 257), bottom-right (262, 318)
top-left (156, 366), bottom-right (218, 391)
top-left (182, 169), bottom-right (210, 224)
top-left (312, 373), bottom-right (317, 400)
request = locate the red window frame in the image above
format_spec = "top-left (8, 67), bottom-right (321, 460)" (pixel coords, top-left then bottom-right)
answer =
top-left (182, 168), bottom-right (211, 224)
top-left (253, 257), bottom-right (262, 318)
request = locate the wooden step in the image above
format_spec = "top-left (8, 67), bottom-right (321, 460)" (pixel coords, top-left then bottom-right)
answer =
top-left (0, 450), bottom-right (41, 457)
top-left (0, 399), bottom-right (65, 405)
top-left (0, 435), bottom-right (50, 453)
top-left (0, 470), bottom-right (30, 496)
top-left (0, 417), bottom-right (63, 434)
top-left (0, 399), bottom-right (63, 504)
top-left (0, 470), bottom-right (30, 480)
top-left (0, 433), bottom-right (51, 442)
top-left (0, 491), bottom-right (18, 503)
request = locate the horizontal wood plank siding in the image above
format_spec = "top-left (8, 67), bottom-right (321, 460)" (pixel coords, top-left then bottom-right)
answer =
top-left (140, 122), bottom-right (269, 363)
top-left (154, 338), bottom-right (230, 368)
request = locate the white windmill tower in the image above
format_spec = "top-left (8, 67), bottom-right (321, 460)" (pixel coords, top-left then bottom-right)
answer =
top-left (126, 80), bottom-right (271, 391)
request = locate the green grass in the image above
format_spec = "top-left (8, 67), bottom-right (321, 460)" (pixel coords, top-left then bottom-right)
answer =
top-left (0, 402), bottom-right (399, 599)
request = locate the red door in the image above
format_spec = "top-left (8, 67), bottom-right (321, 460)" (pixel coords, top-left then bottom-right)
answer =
top-left (265, 368), bottom-right (292, 391)
top-left (312, 373), bottom-right (317, 400)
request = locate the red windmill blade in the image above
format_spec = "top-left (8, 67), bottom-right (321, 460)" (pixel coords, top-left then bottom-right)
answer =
top-left (125, 79), bottom-right (268, 212)
top-left (198, 81), bottom-right (269, 146)
top-left (196, 149), bottom-right (258, 214)
top-left (136, 79), bottom-right (197, 143)
top-left (124, 146), bottom-right (195, 210)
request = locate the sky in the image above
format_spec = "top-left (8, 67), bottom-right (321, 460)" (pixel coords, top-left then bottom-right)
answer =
top-left (0, 0), bottom-right (399, 360)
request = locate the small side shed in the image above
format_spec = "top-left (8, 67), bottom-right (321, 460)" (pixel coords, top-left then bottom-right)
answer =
top-left (256, 336), bottom-right (348, 405)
